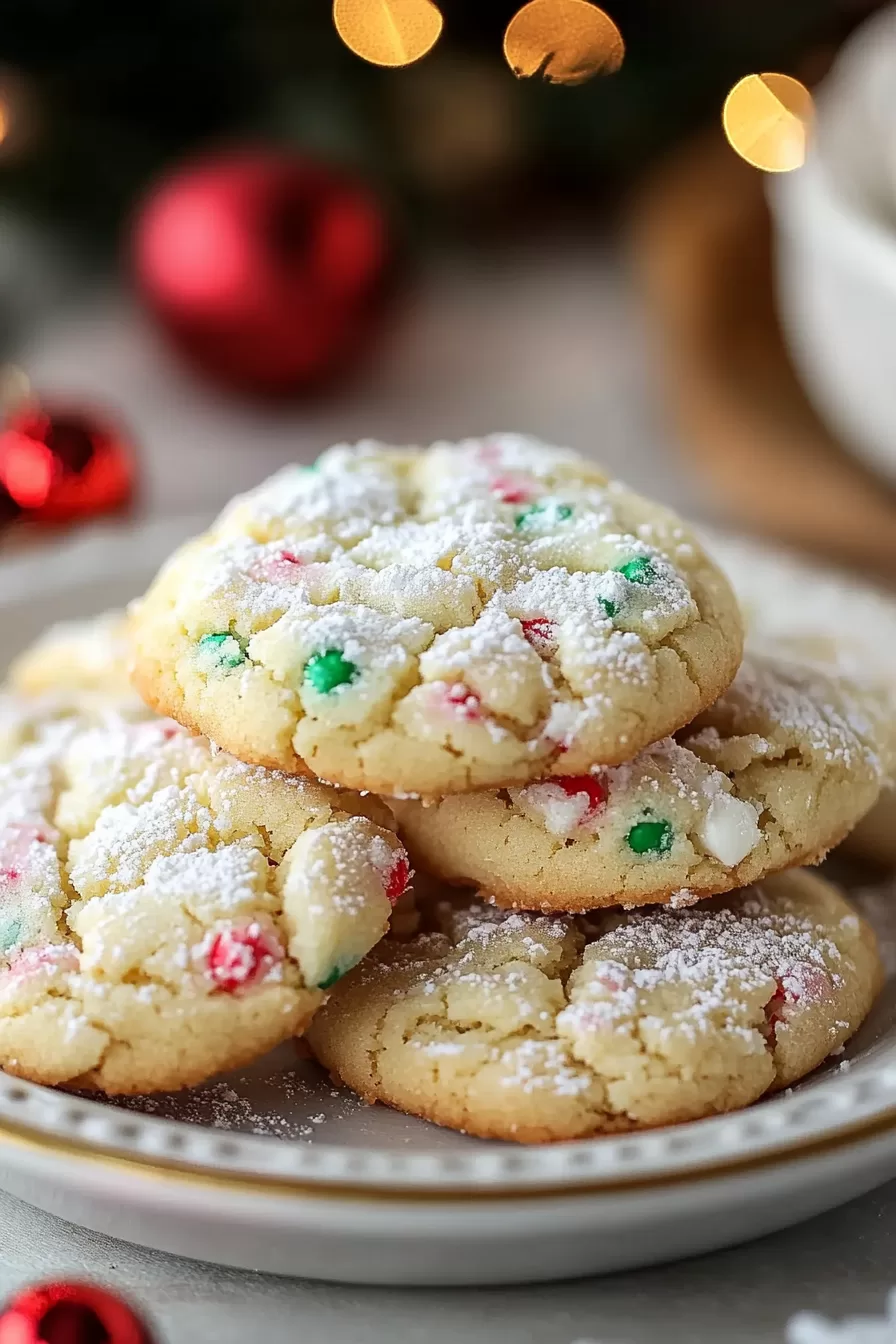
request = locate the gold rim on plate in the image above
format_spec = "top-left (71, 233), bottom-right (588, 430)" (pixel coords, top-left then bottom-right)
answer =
top-left (0, 1101), bottom-right (895, 1204)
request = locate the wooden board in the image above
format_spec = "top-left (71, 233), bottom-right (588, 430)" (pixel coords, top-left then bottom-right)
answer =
top-left (628, 129), bottom-right (896, 587)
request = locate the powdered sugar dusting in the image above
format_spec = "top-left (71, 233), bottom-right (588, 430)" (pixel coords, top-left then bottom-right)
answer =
top-left (0, 696), bottom-right (402, 1092)
top-left (138, 435), bottom-right (741, 794)
top-left (111, 1053), bottom-right (366, 1139)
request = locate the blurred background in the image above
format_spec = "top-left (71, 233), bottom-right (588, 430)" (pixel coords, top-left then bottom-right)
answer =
top-left (0, 0), bottom-right (895, 580)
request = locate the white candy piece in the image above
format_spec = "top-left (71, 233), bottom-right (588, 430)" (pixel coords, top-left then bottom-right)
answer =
top-left (516, 783), bottom-right (594, 838)
top-left (697, 792), bottom-right (761, 867)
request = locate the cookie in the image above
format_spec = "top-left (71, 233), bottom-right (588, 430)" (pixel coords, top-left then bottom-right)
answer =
top-left (704, 528), bottom-right (896, 868)
top-left (701, 529), bottom-right (896, 680)
top-left (0, 688), bottom-right (152, 766)
top-left (9, 611), bottom-right (133, 699)
top-left (2, 613), bottom-right (150, 755)
top-left (393, 654), bottom-right (892, 910)
top-left (0, 708), bottom-right (409, 1093)
top-left (130, 435), bottom-right (743, 797)
top-left (308, 871), bottom-right (880, 1142)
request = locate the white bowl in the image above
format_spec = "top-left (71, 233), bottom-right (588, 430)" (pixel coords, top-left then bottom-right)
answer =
top-left (769, 6), bottom-right (896, 487)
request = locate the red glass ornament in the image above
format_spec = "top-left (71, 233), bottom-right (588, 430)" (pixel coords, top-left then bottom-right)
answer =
top-left (0, 482), bottom-right (20, 527)
top-left (0, 402), bottom-right (135, 525)
top-left (0, 1281), bottom-right (154, 1344)
top-left (132, 150), bottom-right (391, 396)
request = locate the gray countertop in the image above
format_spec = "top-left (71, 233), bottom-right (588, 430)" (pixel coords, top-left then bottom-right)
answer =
top-left (0, 1183), bottom-right (892, 1343)
top-left (17, 244), bottom-right (707, 524)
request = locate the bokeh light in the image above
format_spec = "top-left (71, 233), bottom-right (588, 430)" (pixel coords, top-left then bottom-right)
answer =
top-left (0, 70), bottom-right (38, 160)
top-left (723, 73), bottom-right (814, 173)
top-left (503, 0), bottom-right (624, 86)
top-left (333, 0), bottom-right (443, 69)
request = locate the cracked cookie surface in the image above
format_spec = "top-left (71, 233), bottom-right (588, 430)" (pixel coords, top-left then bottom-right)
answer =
top-left (393, 654), bottom-right (894, 910)
top-left (0, 703), bottom-right (408, 1094)
top-left (308, 871), bottom-right (880, 1142)
top-left (704, 529), bottom-right (896, 870)
top-left (130, 435), bottom-right (743, 797)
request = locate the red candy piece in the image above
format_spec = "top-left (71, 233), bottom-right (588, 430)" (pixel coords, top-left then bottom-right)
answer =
top-left (6, 944), bottom-right (78, 981)
top-left (250, 548), bottom-right (308, 584)
top-left (267, 550), bottom-right (306, 582)
top-left (1, 823), bottom-right (47, 850)
top-left (491, 476), bottom-right (534, 505)
top-left (520, 616), bottom-right (557, 655)
top-left (443, 683), bottom-right (482, 722)
top-left (596, 971), bottom-right (626, 993)
top-left (0, 1281), bottom-right (153, 1344)
top-left (765, 963), bottom-right (832, 1039)
top-left (207, 923), bottom-right (283, 993)
top-left (764, 982), bottom-right (787, 1033)
top-left (0, 822), bottom-right (49, 885)
top-left (384, 851), bottom-right (411, 905)
top-left (790, 965), bottom-right (833, 1001)
top-left (555, 775), bottom-right (609, 823)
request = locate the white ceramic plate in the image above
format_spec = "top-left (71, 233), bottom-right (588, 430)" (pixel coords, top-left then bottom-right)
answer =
top-left (1, 518), bottom-right (896, 1286)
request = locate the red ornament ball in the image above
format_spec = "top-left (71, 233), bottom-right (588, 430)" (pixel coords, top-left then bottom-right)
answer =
top-left (0, 401), bottom-right (135, 525)
top-left (132, 150), bottom-right (392, 396)
top-left (0, 1280), bottom-right (154, 1344)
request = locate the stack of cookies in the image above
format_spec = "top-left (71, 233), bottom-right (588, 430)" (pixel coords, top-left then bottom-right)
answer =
top-left (1, 434), bottom-right (893, 1141)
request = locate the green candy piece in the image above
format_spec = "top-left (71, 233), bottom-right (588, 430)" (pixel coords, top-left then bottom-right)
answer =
top-left (616, 556), bottom-right (656, 585)
top-left (197, 632), bottom-right (246, 671)
top-left (317, 964), bottom-right (347, 990)
top-left (0, 918), bottom-right (22, 953)
top-left (514, 501), bottom-right (574, 530)
top-left (316, 955), bottom-right (362, 990)
top-left (626, 819), bottom-right (674, 856)
top-left (598, 596), bottom-right (617, 620)
top-left (304, 648), bottom-right (359, 695)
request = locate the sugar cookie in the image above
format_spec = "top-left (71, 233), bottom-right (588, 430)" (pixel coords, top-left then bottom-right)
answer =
top-left (130, 436), bottom-right (743, 797)
top-left (308, 871), bottom-right (880, 1142)
top-left (9, 611), bottom-right (133, 700)
top-left (0, 710), bottom-right (408, 1093)
top-left (704, 529), bottom-right (896, 868)
top-left (393, 654), bottom-right (892, 909)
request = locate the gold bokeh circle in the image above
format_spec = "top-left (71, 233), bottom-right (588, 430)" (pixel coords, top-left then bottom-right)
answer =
top-left (333, 0), bottom-right (443, 69)
top-left (503, 0), bottom-right (624, 86)
top-left (723, 73), bottom-right (814, 173)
